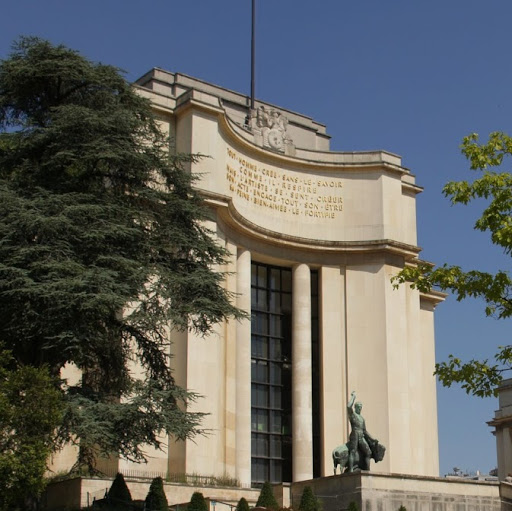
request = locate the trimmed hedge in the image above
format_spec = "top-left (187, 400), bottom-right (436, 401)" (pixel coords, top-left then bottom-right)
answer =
top-left (145, 477), bottom-right (168, 511)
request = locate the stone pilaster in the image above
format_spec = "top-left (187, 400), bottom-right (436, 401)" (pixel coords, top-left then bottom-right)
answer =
top-left (292, 263), bottom-right (313, 481)
top-left (236, 248), bottom-right (252, 486)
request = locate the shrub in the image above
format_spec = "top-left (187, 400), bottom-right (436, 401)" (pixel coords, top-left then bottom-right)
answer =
top-left (298, 486), bottom-right (321, 511)
top-left (188, 492), bottom-right (208, 511)
top-left (107, 473), bottom-right (132, 510)
top-left (145, 477), bottom-right (168, 511)
top-left (347, 502), bottom-right (359, 511)
top-left (236, 498), bottom-right (250, 511)
top-left (256, 481), bottom-right (279, 510)
top-left (398, 507), bottom-right (407, 511)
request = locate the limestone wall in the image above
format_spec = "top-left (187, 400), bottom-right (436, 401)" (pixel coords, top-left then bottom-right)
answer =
top-left (45, 477), bottom-right (261, 511)
top-left (489, 378), bottom-right (512, 481)
top-left (292, 472), bottom-right (500, 511)
top-left (501, 481), bottom-right (512, 511)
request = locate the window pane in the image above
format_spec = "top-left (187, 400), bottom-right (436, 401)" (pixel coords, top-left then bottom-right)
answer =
top-left (251, 264), bottom-right (258, 287)
top-left (258, 410), bottom-right (268, 432)
top-left (270, 436), bottom-right (282, 457)
top-left (258, 289), bottom-right (267, 308)
top-left (282, 270), bottom-right (291, 292)
top-left (281, 413), bottom-right (291, 435)
top-left (252, 360), bottom-right (268, 383)
top-left (270, 268), bottom-right (280, 290)
top-left (254, 384), bottom-right (268, 407)
top-left (258, 434), bottom-right (268, 456)
top-left (269, 315), bottom-right (281, 336)
top-left (252, 433), bottom-right (268, 457)
top-left (259, 362), bottom-right (268, 382)
top-left (270, 460), bottom-right (282, 483)
top-left (269, 291), bottom-right (279, 312)
top-left (252, 458), bottom-right (268, 483)
top-left (257, 314), bottom-right (268, 335)
top-left (270, 363), bottom-right (281, 384)
top-left (269, 338), bottom-right (281, 360)
top-left (281, 293), bottom-right (291, 313)
top-left (258, 266), bottom-right (267, 287)
top-left (252, 408), bottom-right (268, 432)
top-left (270, 411), bottom-right (282, 433)
top-left (270, 386), bottom-right (282, 408)
top-left (252, 335), bottom-right (268, 358)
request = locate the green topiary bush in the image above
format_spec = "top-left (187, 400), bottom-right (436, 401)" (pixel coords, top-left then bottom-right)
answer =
top-left (107, 473), bottom-right (132, 510)
top-left (236, 497), bottom-right (250, 511)
top-left (145, 477), bottom-right (168, 511)
top-left (347, 502), bottom-right (359, 511)
top-left (256, 481), bottom-right (279, 510)
top-left (298, 486), bottom-right (321, 511)
top-left (398, 506), bottom-right (407, 511)
top-left (188, 492), bottom-right (208, 511)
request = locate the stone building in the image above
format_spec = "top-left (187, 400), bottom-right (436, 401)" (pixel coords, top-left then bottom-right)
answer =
top-left (52, 68), bottom-right (444, 488)
top-left (489, 378), bottom-right (512, 481)
top-left (131, 68), bottom-right (443, 487)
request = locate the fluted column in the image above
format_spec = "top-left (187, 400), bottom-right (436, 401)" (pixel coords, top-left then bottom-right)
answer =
top-left (235, 248), bottom-right (252, 486)
top-left (292, 263), bottom-right (313, 481)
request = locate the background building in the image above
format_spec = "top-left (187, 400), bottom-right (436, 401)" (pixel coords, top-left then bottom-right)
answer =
top-left (488, 378), bottom-right (512, 481)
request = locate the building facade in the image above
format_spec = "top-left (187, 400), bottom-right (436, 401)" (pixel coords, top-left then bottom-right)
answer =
top-left (489, 377), bottom-right (512, 481)
top-left (53, 69), bottom-right (444, 487)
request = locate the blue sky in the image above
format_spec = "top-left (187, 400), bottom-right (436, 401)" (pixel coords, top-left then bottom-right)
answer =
top-left (2, 0), bottom-right (510, 477)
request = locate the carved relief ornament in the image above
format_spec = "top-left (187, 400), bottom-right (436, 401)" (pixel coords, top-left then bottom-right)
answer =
top-left (248, 106), bottom-right (294, 154)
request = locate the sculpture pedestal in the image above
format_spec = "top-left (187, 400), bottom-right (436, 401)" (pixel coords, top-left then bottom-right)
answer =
top-left (291, 472), bottom-right (500, 511)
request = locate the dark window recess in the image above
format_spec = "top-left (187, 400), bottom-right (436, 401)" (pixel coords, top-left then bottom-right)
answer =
top-left (250, 262), bottom-right (319, 484)
top-left (311, 270), bottom-right (321, 478)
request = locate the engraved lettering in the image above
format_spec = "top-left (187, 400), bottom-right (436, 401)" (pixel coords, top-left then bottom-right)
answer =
top-left (226, 148), bottom-right (343, 219)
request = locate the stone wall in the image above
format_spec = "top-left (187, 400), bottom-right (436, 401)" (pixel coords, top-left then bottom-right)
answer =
top-left (45, 473), bottom-right (502, 511)
top-left (45, 477), bottom-right (261, 511)
top-left (501, 481), bottom-right (512, 511)
top-left (291, 472), bottom-right (500, 511)
top-left (488, 378), bottom-right (512, 482)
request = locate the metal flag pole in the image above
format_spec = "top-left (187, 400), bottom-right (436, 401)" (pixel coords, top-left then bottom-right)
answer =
top-left (250, 0), bottom-right (255, 110)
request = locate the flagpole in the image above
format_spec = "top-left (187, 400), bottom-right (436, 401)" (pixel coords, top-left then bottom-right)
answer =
top-left (250, 0), bottom-right (255, 110)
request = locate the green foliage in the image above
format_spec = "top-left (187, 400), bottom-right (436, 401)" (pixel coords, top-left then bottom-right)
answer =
top-left (347, 502), bottom-right (359, 511)
top-left (236, 497), bottom-right (250, 511)
top-left (145, 477), bottom-right (168, 511)
top-left (187, 492), bottom-right (207, 511)
top-left (0, 347), bottom-right (63, 511)
top-left (398, 506), bottom-right (407, 511)
top-left (107, 473), bottom-right (132, 510)
top-left (298, 486), bottom-right (321, 511)
top-left (256, 481), bottom-right (279, 510)
top-left (0, 36), bottom-right (244, 471)
top-left (392, 131), bottom-right (512, 397)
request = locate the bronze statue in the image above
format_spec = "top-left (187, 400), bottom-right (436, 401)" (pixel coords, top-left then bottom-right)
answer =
top-left (332, 391), bottom-right (385, 474)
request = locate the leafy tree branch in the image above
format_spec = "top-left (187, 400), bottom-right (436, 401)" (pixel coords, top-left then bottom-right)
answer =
top-left (393, 132), bottom-right (512, 397)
